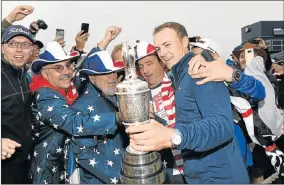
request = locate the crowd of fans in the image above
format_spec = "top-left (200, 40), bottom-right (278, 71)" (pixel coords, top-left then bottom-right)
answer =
top-left (1, 5), bottom-right (284, 184)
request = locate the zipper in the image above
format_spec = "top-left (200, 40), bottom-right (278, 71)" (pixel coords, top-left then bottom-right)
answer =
top-left (18, 73), bottom-right (25, 101)
top-left (20, 85), bottom-right (24, 101)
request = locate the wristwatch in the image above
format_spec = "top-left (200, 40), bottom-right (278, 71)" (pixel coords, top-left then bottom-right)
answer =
top-left (171, 129), bottom-right (182, 149)
top-left (230, 68), bottom-right (242, 84)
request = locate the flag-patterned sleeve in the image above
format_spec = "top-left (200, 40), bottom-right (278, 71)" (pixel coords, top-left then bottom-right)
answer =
top-left (34, 88), bottom-right (117, 136)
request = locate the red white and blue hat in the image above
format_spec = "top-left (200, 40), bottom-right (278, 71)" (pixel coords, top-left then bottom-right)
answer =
top-left (31, 41), bottom-right (79, 74)
top-left (79, 50), bottom-right (124, 75)
top-left (134, 41), bottom-right (157, 61)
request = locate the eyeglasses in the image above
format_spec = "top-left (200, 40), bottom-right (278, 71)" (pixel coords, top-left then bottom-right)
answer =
top-left (44, 63), bottom-right (73, 73)
top-left (6, 41), bottom-right (33, 49)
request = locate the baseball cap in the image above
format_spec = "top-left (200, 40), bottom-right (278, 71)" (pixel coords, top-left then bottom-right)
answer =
top-left (2, 25), bottom-right (36, 44)
top-left (35, 40), bottom-right (44, 49)
top-left (189, 38), bottom-right (221, 55)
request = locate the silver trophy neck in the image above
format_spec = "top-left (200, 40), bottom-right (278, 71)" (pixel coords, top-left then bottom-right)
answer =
top-left (122, 40), bottom-right (138, 80)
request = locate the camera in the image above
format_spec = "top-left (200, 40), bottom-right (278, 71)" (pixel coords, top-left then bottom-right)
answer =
top-left (36, 19), bottom-right (48, 30)
top-left (248, 38), bottom-right (260, 45)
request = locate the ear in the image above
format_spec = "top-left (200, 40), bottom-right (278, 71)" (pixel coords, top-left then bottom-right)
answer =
top-left (41, 69), bottom-right (48, 80)
top-left (182, 36), bottom-right (189, 49)
top-left (1, 45), bottom-right (5, 55)
top-left (213, 53), bottom-right (219, 60)
top-left (88, 75), bottom-right (96, 84)
top-left (30, 46), bottom-right (34, 54)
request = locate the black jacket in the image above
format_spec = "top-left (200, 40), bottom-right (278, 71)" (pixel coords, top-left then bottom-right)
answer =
top-left (1, 58), bottom-right (33, 168)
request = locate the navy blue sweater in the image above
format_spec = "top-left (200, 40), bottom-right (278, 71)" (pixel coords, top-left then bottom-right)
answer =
top-left (171, 52), bottom-right (249, 183)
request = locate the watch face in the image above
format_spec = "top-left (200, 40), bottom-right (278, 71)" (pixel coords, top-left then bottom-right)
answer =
top-left (235, 71), bottom-right (241, 81)
top-left (173, 135), bottom-right (182, 145)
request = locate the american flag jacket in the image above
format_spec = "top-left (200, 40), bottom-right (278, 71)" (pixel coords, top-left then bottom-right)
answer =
top-left (28, 74), bottom-right (120, 184)
top-left (65, 82), bottom-right (127, 184)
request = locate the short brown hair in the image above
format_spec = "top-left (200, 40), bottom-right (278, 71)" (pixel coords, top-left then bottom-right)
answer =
top-left (153, 22), bottom-right (188, 40)
top-left (111, 43), bottom-right (123, 60)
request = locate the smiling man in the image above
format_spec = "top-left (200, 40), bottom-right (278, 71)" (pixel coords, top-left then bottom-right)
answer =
top-left (29, 41), bottom-right (126, 184)
top-left (126, 22), bottom-right (249, 183)
top-left (1, 25), bottom-right (35, 184)
top-left (135, 41), bottom-right (185, 183)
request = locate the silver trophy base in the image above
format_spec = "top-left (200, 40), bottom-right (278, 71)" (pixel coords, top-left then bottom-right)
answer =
top-left (120, 146), bottom-right (166, 184)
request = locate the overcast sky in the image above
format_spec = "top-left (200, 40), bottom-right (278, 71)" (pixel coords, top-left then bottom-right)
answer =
top-left (2, 1), bottom-right (283, 58)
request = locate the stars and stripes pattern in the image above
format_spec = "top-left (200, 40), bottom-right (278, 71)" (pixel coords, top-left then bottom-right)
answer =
top-left (64, 82), bottom-right (125, 184)
top-left (29, 74), bottom-right (119, 184)
top-left (158, 75), bottom-right (184, 174)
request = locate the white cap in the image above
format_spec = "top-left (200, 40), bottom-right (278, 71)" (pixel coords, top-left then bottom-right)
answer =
top-left (190, 38), bottom-right (221, 55)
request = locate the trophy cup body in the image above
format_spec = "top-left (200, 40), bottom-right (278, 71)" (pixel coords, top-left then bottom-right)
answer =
top-left (115, 41), bottom-right (166, 184)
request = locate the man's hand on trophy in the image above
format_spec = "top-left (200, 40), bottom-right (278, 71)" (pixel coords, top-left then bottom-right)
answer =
top-left (126, 119), bottom-right (174, 152)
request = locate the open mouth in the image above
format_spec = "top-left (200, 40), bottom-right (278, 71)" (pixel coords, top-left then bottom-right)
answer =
top-left (14, 55), bottom-right (24, 61)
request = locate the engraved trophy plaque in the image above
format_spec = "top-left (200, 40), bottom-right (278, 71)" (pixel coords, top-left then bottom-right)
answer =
top-left (116, 41), bottom-right (166, 184)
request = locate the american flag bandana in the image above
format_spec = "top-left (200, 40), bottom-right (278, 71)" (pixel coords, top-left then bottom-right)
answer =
top-left (160, 75), bottom-right (184, 174)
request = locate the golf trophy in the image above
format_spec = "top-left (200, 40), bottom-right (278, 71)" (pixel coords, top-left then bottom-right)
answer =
top-left (115, 40), bottom-right (166, 184)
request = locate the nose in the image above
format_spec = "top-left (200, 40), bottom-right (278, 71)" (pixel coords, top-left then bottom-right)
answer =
top-left (62, 65), bottom-right (72, 74)
top-left (16, 44), bottom-right (23, 52)
top-left (159, 47), bottom-right (168, 58)
top-left (143, 65), bottom-right (150, 75)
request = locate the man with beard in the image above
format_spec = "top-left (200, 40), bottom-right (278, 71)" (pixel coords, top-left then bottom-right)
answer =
top-left (126, 22), bottom-right (249, 183)
top-left (64, 49), bottom-right (127, 184)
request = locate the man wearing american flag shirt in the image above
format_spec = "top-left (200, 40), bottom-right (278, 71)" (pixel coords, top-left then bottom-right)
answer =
top-left (65, 49), bottom-right (129, 184)
top-left (135, 41), bottom-right (185, 183)
top-left (28, 26), bottom-right (125, 184)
